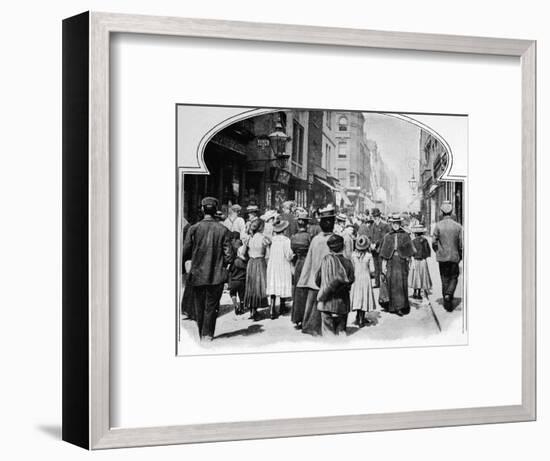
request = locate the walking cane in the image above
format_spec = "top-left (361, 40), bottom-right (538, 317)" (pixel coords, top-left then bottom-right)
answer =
top-left (424, 289), bottom-right (442, 332)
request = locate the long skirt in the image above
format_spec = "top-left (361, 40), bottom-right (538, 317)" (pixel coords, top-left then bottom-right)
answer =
top-left (386, 254), bottom-right (410, 313)
top-left (291, 256), bottom-right (307, 324)
top-left (408, 258), bottom-right (432, 291)
top-left (244, 257), bottom-right (268, 309)
top-left (302, 289), bottom-right (322, 336)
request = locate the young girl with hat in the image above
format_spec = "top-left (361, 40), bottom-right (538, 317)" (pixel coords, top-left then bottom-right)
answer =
top-left (350, 235), bottom-right (376, 327)
top-left (408, 224), bottom-right (432, 300)
top-left (266, 220), bottom-right (294, 319)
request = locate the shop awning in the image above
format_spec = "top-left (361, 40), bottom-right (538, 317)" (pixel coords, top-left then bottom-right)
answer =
top-left (336, 188), bottom-right (352, 206)
top-left (314, 176), bottom-right (337, 191)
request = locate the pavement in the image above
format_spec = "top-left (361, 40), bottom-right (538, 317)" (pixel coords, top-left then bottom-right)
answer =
top-left (178, 250), bottom-right (466, 355)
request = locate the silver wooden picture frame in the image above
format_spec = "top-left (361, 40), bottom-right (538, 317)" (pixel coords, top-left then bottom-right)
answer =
top-left (62, 11), bottom-right (536, 449)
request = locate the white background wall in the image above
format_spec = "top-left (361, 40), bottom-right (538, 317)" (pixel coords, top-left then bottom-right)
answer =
top-left (0, 0), bottom-right (546, 459)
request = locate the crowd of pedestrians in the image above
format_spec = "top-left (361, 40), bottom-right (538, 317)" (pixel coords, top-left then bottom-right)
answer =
top-left (181, 197), bottom-right (463, 341)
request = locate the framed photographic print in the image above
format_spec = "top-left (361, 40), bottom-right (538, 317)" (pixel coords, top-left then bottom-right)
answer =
top-left (62, 11), bottom-right (536, 449)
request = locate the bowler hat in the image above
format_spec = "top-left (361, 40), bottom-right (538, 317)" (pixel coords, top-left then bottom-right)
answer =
top-left (355, 235), bottom-right (369, 251)
top-left (371, 208), bottom-right (381, 217)
top-left (201, 196), bottom-right (218, 207)
top-left (327, 234), bottom-right (344, 252)
top-left (273, 220), bottom-right (289, 233)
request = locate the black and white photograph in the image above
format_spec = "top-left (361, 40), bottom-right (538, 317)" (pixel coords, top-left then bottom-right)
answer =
top-left (176, 105), bottom-right (467, 355)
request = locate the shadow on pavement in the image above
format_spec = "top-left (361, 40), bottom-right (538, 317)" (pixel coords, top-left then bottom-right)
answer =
top-left (215, 323), bottom-right (264, 340)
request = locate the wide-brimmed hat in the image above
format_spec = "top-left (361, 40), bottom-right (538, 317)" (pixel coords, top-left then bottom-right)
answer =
top-left (273, 220), bottom-right (289, 233)
top-left (440, 200), bottom-right (453, 214)
top-left (246, 204), bottom-right (259, 213)
top-left (201, 196), bottom-right (218, 207)
top-left (230, 204), bottom-right (242, 212)
top-left (282, 200), bottom-right (295, 209)
top-left (296, 210), bottom-right (310, 221)
top-left (336, 213), bottom-right (347, 222)
top-left (261, 210), bottom-right (278, 222)
top-left (388, 213), bottom-right (403, 223)
top-left (327, 234), bottom-right (344, 252)
top-left (319, 204), bottom-right (336, 218)
top-left (411, 224), bottom-right (427, 233)
top-left (371, 208), bottom-right (381, 217)
top-left (355, 235), bottom-right (369, 251)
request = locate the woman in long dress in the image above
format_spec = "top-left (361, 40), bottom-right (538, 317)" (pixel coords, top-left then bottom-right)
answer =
top-left (266, 220), bottom-right (294, 319)
top-left (379, 214), bottom-right (415, 316)
top-left (244, 219), bottom-right (271, 320)
top-left (408, 224), bottom-right (432, 299)
top-left (350, 234), bottom-right (376, 327)
top-left (290, 212), bottom-right (312, 328)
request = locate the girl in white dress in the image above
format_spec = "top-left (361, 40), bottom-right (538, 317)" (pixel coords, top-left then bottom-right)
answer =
top-left (266, 220), bottom-right (294, 319)
top-left (350, 234), bottom-right (376, 327)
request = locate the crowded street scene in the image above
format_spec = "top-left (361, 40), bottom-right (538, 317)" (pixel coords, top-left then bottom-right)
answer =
top-left (177, 108), bottom-right (465, 353)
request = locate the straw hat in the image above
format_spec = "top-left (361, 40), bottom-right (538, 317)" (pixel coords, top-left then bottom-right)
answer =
top-left (355, 235), bottom-right (369, 251)
top-left (273, 220), bottom-right (289, 233)
top-left (318, 204), bottom-right (336, 218)
top-left (411, 224), bottom-right (427, 234)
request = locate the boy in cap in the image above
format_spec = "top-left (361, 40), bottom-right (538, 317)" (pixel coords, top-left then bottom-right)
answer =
top-left (315, 234), bottom-right (355, 336)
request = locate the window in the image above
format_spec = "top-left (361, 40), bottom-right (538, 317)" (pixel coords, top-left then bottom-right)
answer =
top-left (325, 111), bottom-right (332, 129)
top-left (337, 168), bottom-right (347, 187)
top-left (337, 141), bottom-right (348, 159)
top-left (338, 116), bottom-right (348, 131)
top-left (349, 173), bottom-right (357, 187)
top-left (292, 120), bottom-right (304, 165)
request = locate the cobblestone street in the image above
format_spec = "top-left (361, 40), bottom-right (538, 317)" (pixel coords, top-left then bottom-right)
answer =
top-left (178, 249), bottom-right (465, 355)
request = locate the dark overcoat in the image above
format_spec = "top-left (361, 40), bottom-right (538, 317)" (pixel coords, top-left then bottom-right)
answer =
top-left (367, 220), bottom-right (391, 250)
top-left (182, 215), bottom-right (233, 286)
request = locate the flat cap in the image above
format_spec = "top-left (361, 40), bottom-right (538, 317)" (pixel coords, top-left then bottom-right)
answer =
top-left (440, 200), bottom-right (453, 214)
top-left (201, 196), bottom-right (218, 207)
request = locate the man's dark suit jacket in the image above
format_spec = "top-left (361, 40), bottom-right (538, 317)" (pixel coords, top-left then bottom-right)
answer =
top-left (182, 215), bottom-right (233, 286)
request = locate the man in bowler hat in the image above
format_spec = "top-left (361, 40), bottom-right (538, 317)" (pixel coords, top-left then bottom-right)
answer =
top-left (432, 201), bottom-right (463, 311)
top-left (366, 208), bottom-right (391, 288)
top-left (182, 197), bottom-right (233, 340)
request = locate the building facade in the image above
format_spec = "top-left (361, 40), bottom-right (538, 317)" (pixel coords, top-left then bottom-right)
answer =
top-left (418, 130), bottom-right (464, 231)
top-left (183, 109), bottom-right (339, 223)
top-left (329, 111), bottom-right (371, 213)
